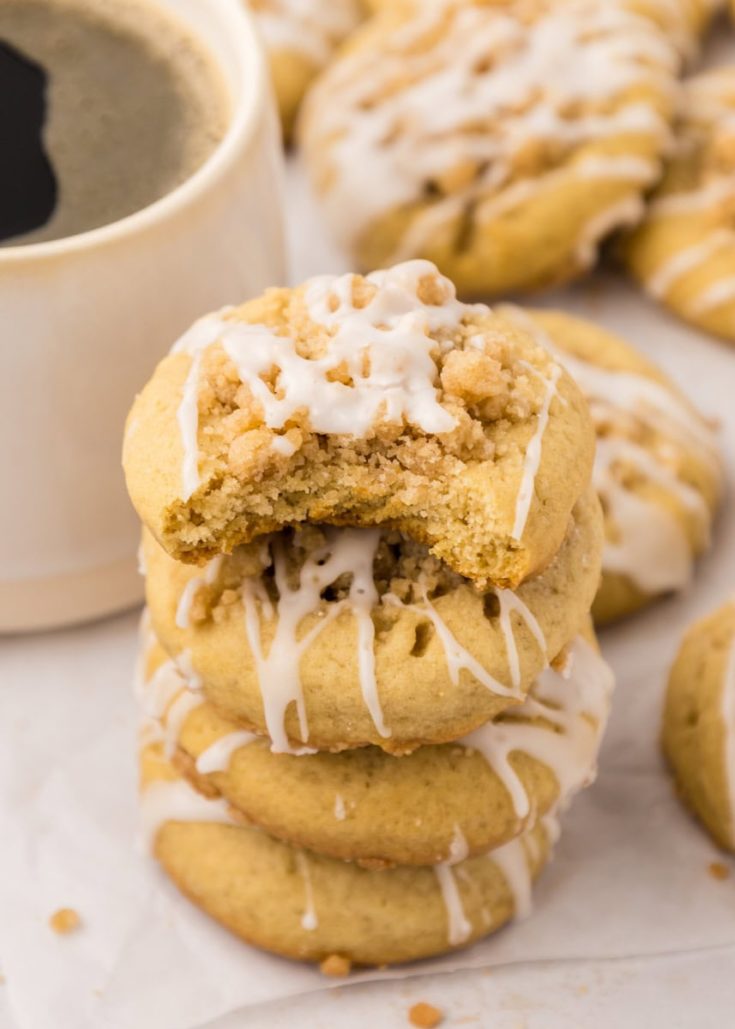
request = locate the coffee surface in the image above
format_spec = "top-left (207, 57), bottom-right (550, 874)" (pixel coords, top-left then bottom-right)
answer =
top-left (0, 0), bottom-right (229, 246)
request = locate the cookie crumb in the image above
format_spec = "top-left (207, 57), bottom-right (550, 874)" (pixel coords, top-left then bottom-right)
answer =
top-left (49, 908), bottom-right (81, 934)
top-left (409, 1002), bottom-right (444, 1028)
top-left (320, 954), bottom-right (352, 977)
top-left (709, 861), bottom-right (730, 881)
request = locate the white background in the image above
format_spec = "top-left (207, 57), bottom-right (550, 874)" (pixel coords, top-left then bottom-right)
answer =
top-left (1, 138), bottom-right (735, 1029)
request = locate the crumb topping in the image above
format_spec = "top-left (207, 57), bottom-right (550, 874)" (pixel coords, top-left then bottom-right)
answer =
top-left (182, 525), bottom-right (473, 629)
top-left (49, 908), bottom-right (81, 935)
top-left (408, 1001), bottom-right (444, 1028)
top-left (172, 263), bottom-right (554, 501)
top-left (319, 953), bottom-right (353, 976)
top-left (708, 861), bottom-right (731, 881)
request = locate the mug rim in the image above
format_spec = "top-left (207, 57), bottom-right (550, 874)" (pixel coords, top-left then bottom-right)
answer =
top-left (0, 0), bottom-right (269, 265)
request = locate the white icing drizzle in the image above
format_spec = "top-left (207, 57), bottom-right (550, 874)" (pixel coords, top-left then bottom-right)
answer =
top-left (138, 640), bottom-right (258, 772)
top-left (222, 263), bottom-right (459, 438)
top-left (511, 363), bottom-right (561, 540)
top-left (138, 655), bottom-right (204, 758)
top-left (395, 580), bottom-right (549, 700)
top-left (539, 810), bottom-right (562, 847)
top-left (688, 276), bottom-right (735, 316)
top-left (132, 610), bottom-right (155, 704)
top-left (173, 650), bottom-right (202, 691)
top-left (172, 311), bottom-right (235, 500)
top-left (136, 542), bottom-right (147, 577)
top-left (143, 659), bottom-right (187, 720)
top-left (138, 721), bottom-right (163, 749)
top-left (303, 0), bottom-right (676, 257)
top-left (409, 593), bottom-right (524, 700)
top-left (195, 731), bottom-right (258, 775)
top-left (638, 68), bottom-right (735, 317)
top-left (500, 305), bottom-right (721, 593)
top-left (574, 194), bottom-right (645, 267)
top-left (461, 637), bottom-right (614, 820)
top-left (177, 350), bottom-right (204, 501)
top-left (434, 824), bottom-right (472, 946)
top-left (593, 437), bottom-right (706, 592)
top-left (241, 528), bottom-right (385, 753)
top-left (648, 176), bottom-right (735, 219)
top-left (255, 0), bottom-right (361, 66)
top-left (162, 691), bottom-right (203, 759)
top-left (495, 589), bottom-right (548, 690)
top-left (646, 229), bottom-right (733, 298)
top-left (333, 794), bottom-right (346, 821)
top-left (491, 836), bottom-right (533, 920)
top-left (574, 154), bottom-right (660, 184)
top-left (139, 777), bottom-right (235, 851)
top-left (295, 852), bottom-right (319, 931)
top-left (721, 630), bottom-right (735, 845)
top-left (175, 556), bottom-right (224, 629)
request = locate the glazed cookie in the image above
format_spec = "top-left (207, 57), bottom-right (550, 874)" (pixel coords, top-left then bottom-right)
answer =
top-left (140, 742), bottom-right (555, 965)
top-left (142, 489), bottom-right (603, 753)
top-left (248, 0), bottom-right (362, 139)
top-left (624, 68), bottom-right (735, 344)
top-left (363, 0), bottom-right (721, 49)
top-left (498, 307), bottom-right (722, 625)
top-left (299, 0), bottom-right (678, 297)
top-left (139, 626), bottom-right (612, 866)
top-left (662, 600), bottom-right (735, 851)
top-left (124, 261), bottom-right (595, 589)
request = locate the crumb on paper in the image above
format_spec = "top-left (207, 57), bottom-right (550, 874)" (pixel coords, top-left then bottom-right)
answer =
top-left (49, 908), bottom-right (81, 934)
top-left (320, 954), bottom-right (352, 977)
top-left (409, 1002), bottom-right (444, 1028)
top-left (709, 861), bottom-right (730, 881)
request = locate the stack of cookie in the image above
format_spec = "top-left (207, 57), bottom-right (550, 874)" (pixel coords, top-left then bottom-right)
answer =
top-left (124, 260), bottom-right (614, 967)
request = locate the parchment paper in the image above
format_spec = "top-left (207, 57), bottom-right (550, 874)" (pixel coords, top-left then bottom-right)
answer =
top-left (0, 160), bottom-right (734, 1029)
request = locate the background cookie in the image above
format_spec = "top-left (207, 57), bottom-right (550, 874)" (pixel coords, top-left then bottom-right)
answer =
top-left (124, 261), bottom-right (595, 590)
top-left (662, 599), bottom-right (735, 851)
top-left (248, 0), bottom-right (362, 139)
top-left (140, 626), bottom-right (612, 865)
top-left (498, 307), bottom-right (722, 625)
top-left (624, 68), bottom-right (735, 344)
top-left (300, 0), bottom-right (678, 296)
top-left (140, 742), bottom-right (554, 966)
top-left (143, 489), bottom-right (603, 753)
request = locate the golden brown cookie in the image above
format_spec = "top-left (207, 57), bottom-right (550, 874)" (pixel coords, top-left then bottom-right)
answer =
top-left (139, 623), bottom-right (612, 865)
top-left (140, 741), bottom-right (555, 965)
top-left (662, 599), bottom-right (735, 852)
top-left (123, 261), bottom-right (595, 590)
top-left (497, 307), bottom-right (722, 625)
top-left (624, 68), bottom-right (735, 344)
top-left (142, 488), bottom-right (603, 753)
top-left (300, 0), bottom-right (679, 296)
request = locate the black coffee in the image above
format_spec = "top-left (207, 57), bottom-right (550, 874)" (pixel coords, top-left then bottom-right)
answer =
top-left (0, 0), bottom-right (229, 246)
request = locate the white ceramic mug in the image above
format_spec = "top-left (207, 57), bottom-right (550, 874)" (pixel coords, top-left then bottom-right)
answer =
top-left (0, 0), bottom-right (286, 633)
